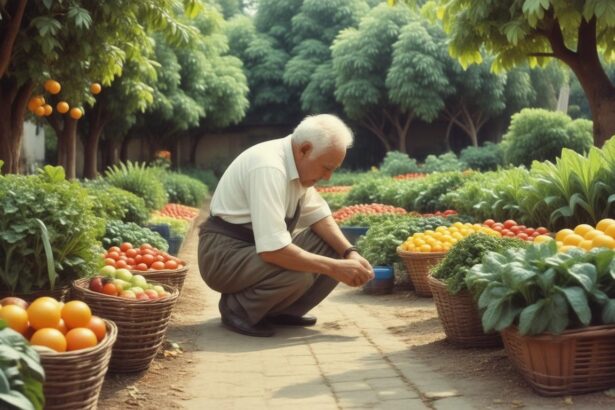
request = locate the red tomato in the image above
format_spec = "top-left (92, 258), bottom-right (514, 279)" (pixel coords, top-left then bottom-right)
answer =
top-left (164, 260), bottom-right (178, 270)
top-left (484, 219), bottom-right (495, 227)
top-left (503, 220), bottom-right (517, 229)
top-left (536, 227), bottom-right (549, 235)
top-left (517, 233), bottom-right (529, 241)
top-left (524, 228), bottom-right (535, 236)
top-left (115, 260), bottom-right (128, 269)
top-left (120, 242), bottom-right (133, 252)
top-left (142, 254), bottom-right (155, 266)
top-left (126, 258), bottom-right (136, 266)
top-left (103, 258), bottom-right (116, 266)
top-left (140, 243), bottom-right (153, 251)
top-left (135, 263), bottom-right (148, 271)
top-left (151, 261), bottom-right (165, 270)
top-left (107, 251), bottom-right (120, 261)
top-left (501, 229), bottom-right (511, 236)
top-left (108, 246), bottom-right (121, 254)
top-left (126, 248), bottom-right (138, 258)
top-left (102, 283), bottom-right (118, 296)
top-left (510, 226), bottom-right (521, 234)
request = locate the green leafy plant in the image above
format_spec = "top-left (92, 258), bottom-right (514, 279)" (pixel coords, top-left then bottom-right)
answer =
top-left (317, 170), bottom-right (374, 186)
top-left (420, 152), bottom-right (465, 173)
top-left (459, 142), bottom-right (503, 171)
top-left (0, 321), bottom-right (45, 410)
top-left (339, 212), bottom-right (416, 228)
top-left (357, 216), bottom-right (450, 266)
top-left (147, 216), bottom-right (189, 238)
top-left (0, 167), bottom-right (103, 293)
top-left (178, 167), bottom-right (219, 192)
top-left (379, 151), bottom-right (420, 176)
top-left (82, 180), bottom-right (149, 225)
top-left (103, 220), bottom-right (168, 251)
top-left (319, 192), bottom-right (349, 211)
top-left (431, 233), bottom-right (527, 294)
top-left (466, 242), bottom-right (615, 336)
top-left (162, 172), bottom-right (208, 207)
top-left (104, 161), bottom-right (168, 211)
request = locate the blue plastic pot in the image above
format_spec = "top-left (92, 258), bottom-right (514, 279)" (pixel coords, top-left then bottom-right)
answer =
top-left (146, 224), bottom-right (171, 241)
top-left (167, 236), bottom-right (183, 256)
top-left (363, 265), bottom-right (394, 295)
top-left (340, 226), bottom-right (369, 245)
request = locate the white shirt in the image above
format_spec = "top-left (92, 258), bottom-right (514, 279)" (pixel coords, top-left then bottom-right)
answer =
top-left (209, 135), bottom-right (331, 253)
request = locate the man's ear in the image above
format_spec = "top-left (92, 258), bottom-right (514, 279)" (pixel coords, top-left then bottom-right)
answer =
top-left (299, 142), bottom-right (312, 158)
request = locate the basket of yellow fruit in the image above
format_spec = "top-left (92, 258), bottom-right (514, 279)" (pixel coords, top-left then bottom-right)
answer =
top-left (552, 218), bottom-right (615, 253)
top-left (397, 223), bottom-right (500, 297)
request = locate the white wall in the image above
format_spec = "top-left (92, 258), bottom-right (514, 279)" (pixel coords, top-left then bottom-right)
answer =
top-left (21, 121), bottom-right (45, 173)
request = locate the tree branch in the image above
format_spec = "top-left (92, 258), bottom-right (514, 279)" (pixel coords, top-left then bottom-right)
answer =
top-left (0, 0), bottom-right (27, 78)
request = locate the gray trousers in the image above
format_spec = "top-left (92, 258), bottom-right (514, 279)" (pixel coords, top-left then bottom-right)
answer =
top-left (198, 228), bottom-right (339, 324)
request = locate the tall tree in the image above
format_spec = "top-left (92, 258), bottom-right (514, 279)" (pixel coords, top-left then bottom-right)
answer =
top-left (433, 0), bottom-right (615, 146)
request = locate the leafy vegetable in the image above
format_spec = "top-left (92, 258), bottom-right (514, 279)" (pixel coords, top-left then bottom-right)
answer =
top-left (103, 220), bottom-right (168, 251)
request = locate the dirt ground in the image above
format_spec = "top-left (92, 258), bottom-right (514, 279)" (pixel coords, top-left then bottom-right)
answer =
top-left (97, 219), bottom-right (615, 409)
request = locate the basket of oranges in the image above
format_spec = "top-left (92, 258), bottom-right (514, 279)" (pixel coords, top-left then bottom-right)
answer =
top-left (397, 223), bottom-right (500, 297)
top-left (71, 273), bottom-right (179, 373)
top-left (0, 296), bottom-right (117, 409)
top-left (103, 242), bottom-right (189, 293)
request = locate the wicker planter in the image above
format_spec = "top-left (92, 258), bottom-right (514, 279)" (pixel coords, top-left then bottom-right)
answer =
top-left (396, 247), bottom-right (446, 297)
top-left (0, 285), bottom-right (71, 303)
top-left (501, 325), bottom-right (615, 396)
top-left (131, 265), bottom-right (189, 294)
top-left (71, 278), bottom-right (179, 373)
top-left (39, 319), bottom-right (118, 410)
top-left (428, 276), bottom-right (501, 347)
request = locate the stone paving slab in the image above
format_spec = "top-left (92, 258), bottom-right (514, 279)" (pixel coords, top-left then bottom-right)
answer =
top-left (181, 276), bottom-right (479, 409)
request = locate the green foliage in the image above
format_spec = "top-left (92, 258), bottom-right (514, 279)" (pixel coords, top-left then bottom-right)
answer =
top-left (178, 167), bottom-right (219, 192)
top-left (317, 170), bottom-right (374, 186)
top-left (466, 242), bottom-right (615, 336)
top-left (345, 176), bottom-right (395, 205)
top-left (379, 151), bottom-right (419, 176)
top-left (103, 220), bottom-right (168, 251)
top-left (459, 142), bottom-right (503, 171)
top-left (104, 161), bottom-right (168, 211)
top-left (0, 321), bottom-right (45, 410)
top-left (340, 213), bottom-right (414, 228)
top-left (81, 180), bottom-right (149, 225)
top-left (320, 192), bottom-right (349, 211)
top-left (147, 216), bottom-right (190, 238)
top-left (431, 233), bottom-right (527, 294)
top-left (162, 171), bottom-right (209, 207)
top-left (357, 216), bottom-right (450, 266)
top-left (501, 109), bottom-right (593, 167)
top-left (0, 167), bottom-right (103, 293)
top-left (421, 152), bottom-right (465, 173)
top-left (398, 172), bottom-right (467, 212)
top-left (526, 139), bottom-right (615, 229)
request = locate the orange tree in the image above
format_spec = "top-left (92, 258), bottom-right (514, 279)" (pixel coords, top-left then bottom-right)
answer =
top-left (0, 0), bottom-right (200, 177)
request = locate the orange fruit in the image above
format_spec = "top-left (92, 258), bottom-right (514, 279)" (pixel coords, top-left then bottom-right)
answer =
top-left (573, 224), bottom-right (594, 237)
top-left (27, 97), bottom-right (43, 112)
top-left (27, 298), bottom-right (61, 330)
top-left (596, 218), bottom-right (615, 233)
top-left (90, 83), bottom-right (102, 94)
top-left (69, 107), bottom-right (83, 120)
top-left (44, 79), bottom-right (61, 94)
top-left (65, 328), bottom-right (98, 351)
top-left (592, 235), bottom-right (615, 249)
top-left (55, 319), bottom-right (68, 335)
top-left (56, 101), bottom-right (69, 114)
top-left (43, 104), bottom-right (53, 116)
top-left (563, 233), bottom-right (584, 246)
top-left (533, 235), bottom-right (553, 244)
top-left (61, 301), bottom-right (92, 329)
top-left (555, 229), bottom-right (574, 242)
top-left (31, 328), bottom-right (67, 352)
top-left (583, 229), bottom-right (602, 240)
top-left (579, 239), bottom-right (593, 251)
top-left (86, 316), bottom-right (107, 341)
top-left (0, 305), bottom-right (29, 334)
top-left (605, 224), bottom-right (615, 239)
top-left (34, 106), bottom-right (46, 116)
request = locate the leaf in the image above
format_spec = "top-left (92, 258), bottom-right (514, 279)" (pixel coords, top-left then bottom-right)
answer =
top-left (566, 263), bottom-right (597, 292)
top-left (602, 299), bottom-right (615, 323)
top-left (39, 166), bottom-right (65, 183)
top-left (559, 286), bottom-right (591, 325)
top-left (519, 299), bottom-right (547, 335)
top-left (34, 219), bottom-right (56, 290)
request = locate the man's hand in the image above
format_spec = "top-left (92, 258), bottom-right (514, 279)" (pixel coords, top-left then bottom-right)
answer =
top-left (329, 257), bottom-right (374, 287)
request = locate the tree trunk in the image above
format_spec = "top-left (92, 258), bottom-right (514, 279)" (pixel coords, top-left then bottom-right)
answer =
top-left (0, 0), bottom-right (27, 78)
top-left (190, 134), bottom-right (201, 165)
top-left (107, 139), bottom-right (120, 165)
top-left (63, 118), bottom-right (78, 180)
top-left (383, 109), bottom-right (413, 154)
top-left (360, 111), bottom-right (392, 152)
top-left (83, 104), bottom-right (107, 179)
top-left (0, 78), bottom-right (33, 174)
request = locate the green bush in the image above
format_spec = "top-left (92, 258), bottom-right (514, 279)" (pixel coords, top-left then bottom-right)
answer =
top-left (82, 180), bottom-right (149, 225)
top-left (459, 142), bottom-right (503, 171)
top-left (379, 151), bottom-right (420, 176)
top-left (178, 167), bottom-right (219, 192)
top-left (163, 172), bottom-right (209, 207)
top-left (318, 170), bottom-right (374, 186)
top-left (421, 152), bottom-right (466, 173)
top-left (104, 161), bottom-right (168, 211)
top-left (501, 108), bottom-right (593, 167)
top-left (0, 166), bottom-right (103, 293)
top-left (103, 220), bottom-right (168, 251)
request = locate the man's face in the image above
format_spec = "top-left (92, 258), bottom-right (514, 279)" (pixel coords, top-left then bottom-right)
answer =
top-left (294, 142), bottom-right (346, 187)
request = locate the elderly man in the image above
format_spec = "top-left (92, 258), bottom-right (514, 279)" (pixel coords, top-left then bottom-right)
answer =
top-left (198, 114), bottom-right (374, 337)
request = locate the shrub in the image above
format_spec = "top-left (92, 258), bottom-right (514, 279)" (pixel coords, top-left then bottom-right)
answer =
top-left (104, 161), bottom-right (168, 211)
top-left (319, 170), bottom-right (373, 186)
top-left (163, 172), bottom-right (208, 207)
top-left (421, 152), bottom-right (466, 173)
top-left (459, 142), bottom-right (503, 171)
top-left (0, 166), bottom-right (103, 293)
top-left (379, 151), bottom-right (420, 176)
top-left (178, 167), bottom-right (219, 192)
top-left (82, 180), bottom-right (149, 225)
top-left (103, 220), bottom-right (168, 251)
top-left (501, 108), bottom-right (593, 167)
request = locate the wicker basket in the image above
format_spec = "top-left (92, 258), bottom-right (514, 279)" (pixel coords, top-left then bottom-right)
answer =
top-left (0, 285), bottom-right (71, 303)
top-left (428, 276), bottom-right (501, 347)
top-left (131, 265), bottom-right (189, 294)
top-left (39, 319), bottom-right (118, 409)
top-left (396, 248), bottom-right (446, 297)
top-left (501, 325), bottom-right (615, 396)
top-left (71, 278), bottom-right (179, 373)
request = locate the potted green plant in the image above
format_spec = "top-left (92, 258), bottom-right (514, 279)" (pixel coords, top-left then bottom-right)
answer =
top-left (466, 241), bottom-right (615, 396)
top-left (0, 320), bottom-right (45, 410)
top-left (429, 233), bottom-right (527, 346)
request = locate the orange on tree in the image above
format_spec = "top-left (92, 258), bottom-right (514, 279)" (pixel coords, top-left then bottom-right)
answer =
top-left (90, 82), bottom-right (102, 94)
top-left (27, 96), bottom-right (44, 112)
top-left (69, 107), bottom-right (83, 120)
top-left (65, 328), bottom-right (98, 351)
top-left (43, 104), bottom-right (53, 116)
top-left (31, 328), bottom-right (67, 352)
top-left (44, 79), bottom-right (62, 94)
top-left (56, 101), bottom-right (70, 114)
top-left (34, 106), bottom-right (46, 117)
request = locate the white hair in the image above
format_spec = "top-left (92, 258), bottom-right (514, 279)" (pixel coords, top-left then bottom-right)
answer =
top-left (291, 114), bottom-right (354, 157)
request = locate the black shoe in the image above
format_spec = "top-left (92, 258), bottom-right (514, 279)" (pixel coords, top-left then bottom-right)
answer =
top-left (266, 314), bottom-right (317, 327)
top-left (219, 294), bottom-right (275, 337)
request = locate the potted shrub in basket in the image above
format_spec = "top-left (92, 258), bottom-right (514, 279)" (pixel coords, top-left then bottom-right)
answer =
top-left (0, 166), bottom-right (103, 301)
top-left (429, 233), bottom-right (527, 346)
top-left (466, 241), bottom-right (615, 396)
